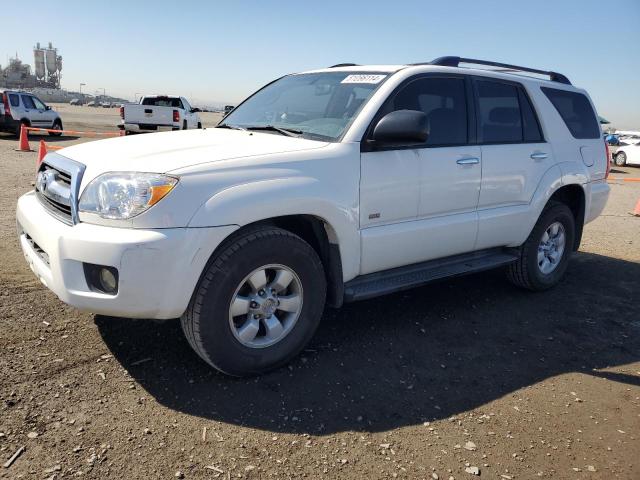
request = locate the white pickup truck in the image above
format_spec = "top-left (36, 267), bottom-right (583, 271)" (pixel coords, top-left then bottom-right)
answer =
top-left (17, 57), bottom-right (610, 376)
top-left (119, 95), bottom-right (201, 134)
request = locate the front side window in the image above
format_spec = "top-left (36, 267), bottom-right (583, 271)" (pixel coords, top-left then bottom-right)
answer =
top-left (377, 77), bottom-right (468, 146)
top-left (21, 95), bottom-right (35, 110)
top-left (32, 97), bottom-right (46, 110)
top-left (541, 87), bottom-right (600, 139)
top-left (221, 72), bottom-right (389, 141)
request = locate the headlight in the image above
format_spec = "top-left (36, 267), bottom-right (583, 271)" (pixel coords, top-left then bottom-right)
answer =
top-left (79, 172), bottom-right (178, 220)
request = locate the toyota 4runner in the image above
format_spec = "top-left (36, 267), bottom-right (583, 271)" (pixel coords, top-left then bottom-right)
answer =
top-left (16, 57), bottom-right (610, 375)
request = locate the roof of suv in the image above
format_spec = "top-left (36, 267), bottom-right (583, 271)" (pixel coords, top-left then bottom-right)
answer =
top-left (303, 56), bottom-right (574, 89)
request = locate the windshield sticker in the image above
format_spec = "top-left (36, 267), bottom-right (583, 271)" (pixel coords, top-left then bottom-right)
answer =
top-left (341, 74), bottom-right (386, 84)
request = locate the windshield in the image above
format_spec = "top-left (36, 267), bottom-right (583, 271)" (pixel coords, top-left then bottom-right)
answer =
top-left (220, 72), bottom-right (389, 141)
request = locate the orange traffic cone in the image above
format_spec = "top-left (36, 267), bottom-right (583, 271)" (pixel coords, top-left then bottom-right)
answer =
top-left (37, 140), bottom-right (48, 166)
top-left (631, 197), bottom-right (640, 217)
top-left (16, 124), bottom-right (32, 152)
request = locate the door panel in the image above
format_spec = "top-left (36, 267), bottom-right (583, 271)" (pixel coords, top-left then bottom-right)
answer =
top-left (359, 74), bottom-right (480, 275)
top-left (360, 149), bottom-right (420, 228)
top-left (360, 211), bottom-right (478, 275)
top-left (473, 78), bottom-right (553, 250)
top-left (418, 145), bottom-right (481, 218)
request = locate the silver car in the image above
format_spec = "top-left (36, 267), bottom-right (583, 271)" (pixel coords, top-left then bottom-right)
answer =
top-left (0, 89), bottom-right (63, 136)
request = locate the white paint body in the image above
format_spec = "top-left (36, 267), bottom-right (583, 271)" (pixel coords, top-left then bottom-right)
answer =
top-left (615, 143), bottom-right (640, 165)
top-left (16, 64), bottom-right (610, 319)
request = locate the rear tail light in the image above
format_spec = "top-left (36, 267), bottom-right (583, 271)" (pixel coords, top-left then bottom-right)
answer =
top-left (2, 93), bottom-right (11, 117)
top-left (604, 139), bottom-right (611, 179)
top-left (119, 106), bottom-right (124, 119)
top-left (172, 109), bottom-right (180, 123)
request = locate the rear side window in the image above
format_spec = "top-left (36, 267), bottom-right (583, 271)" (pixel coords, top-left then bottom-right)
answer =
top-left (541, 87), bottom-right (600, 139)
top-left (475, 80), bottom-right (543, 143)
top-left (385, 77), bottom-right (468, 146)
top-left (9, 94), bottom-right (20, 107)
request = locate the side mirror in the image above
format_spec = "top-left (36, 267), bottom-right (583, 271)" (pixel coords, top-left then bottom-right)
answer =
top-left (372, 110), bottom-right (428, 145)
top-left (45, 106), bottom-right (52, 111)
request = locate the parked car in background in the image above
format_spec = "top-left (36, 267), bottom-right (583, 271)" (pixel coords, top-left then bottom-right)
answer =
top-left (16, 57), bottom-right (610, 376)
top-left (1, 89), bottom-right (63, 136)
top-left (119, 95), bottom-right (202, 134)
top-left (613, 142), bottom-right (640, 166)
top-left (224, 105), bottom-right (235, 115)
top-left (86, 101), bottom-right (96, 107)
top-left (69, 98), bottom-right (81, 106)
top-left (605, 133), bottom-right (620, 146)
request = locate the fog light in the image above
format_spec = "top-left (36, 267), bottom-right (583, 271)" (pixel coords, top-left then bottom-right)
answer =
top-left (99, 268), bottom-right (117, 293)
top-left (83, 263), bottom-right (119, 295)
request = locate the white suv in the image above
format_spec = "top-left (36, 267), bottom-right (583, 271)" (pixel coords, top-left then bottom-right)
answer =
top-left (16, 57), bottom-right (610, 375)
top-left (1, 89), bottom-right (63, 136)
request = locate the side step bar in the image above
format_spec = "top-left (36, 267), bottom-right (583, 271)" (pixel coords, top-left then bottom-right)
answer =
top-left (343, 249), bottom-right (518, 302)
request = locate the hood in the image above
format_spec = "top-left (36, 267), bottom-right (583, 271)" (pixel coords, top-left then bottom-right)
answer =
top-left (57, 128), bottom-right (328, 183)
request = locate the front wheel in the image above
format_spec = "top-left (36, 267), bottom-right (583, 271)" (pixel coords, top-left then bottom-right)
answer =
top-left (49, 119), bottom-right (63, 136)
top-left (507, 202), bottom-right (575, 291)
top-left (181, 226), bottom-right (326, 376)
top-left (614, 152), bottom-right (627, 166)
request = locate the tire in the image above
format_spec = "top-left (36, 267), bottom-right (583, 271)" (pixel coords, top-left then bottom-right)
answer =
top-left (183, 120), bottom-right (187, 130)
top-left (181, 226), bottom-right (326, 376)
top-left (197, 122), bottom-right (202, 129)
top-left (614, 152), bottom-right (627, 166)
top-left (507, 202), bottom-right (575, 291)
top-left (15, 120), bottom-right (29, 138)
top-left (49, 119), bottom-right (63, 136)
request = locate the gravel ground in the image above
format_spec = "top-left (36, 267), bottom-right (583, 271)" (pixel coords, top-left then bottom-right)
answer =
top-left (0, 122), bottom-right (639, 479)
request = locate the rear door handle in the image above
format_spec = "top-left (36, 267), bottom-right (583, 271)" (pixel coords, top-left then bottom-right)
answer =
top-left (530, 152), bottom-right (548, 161)
top-left (456, 157), bottom-right (480, 165)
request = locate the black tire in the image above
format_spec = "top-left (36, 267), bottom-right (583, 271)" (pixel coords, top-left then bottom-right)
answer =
top-left (49, 119), bottom-right (63, 136)
top-left (507, 202), bottom-right (575, 291)
top-left (15, 120), bottom-right (29, 138)
top-left (183, 120), bottom-right (187, 130)
top-left (181, 226), bottom-right (326, 376)
top-left (197, 122), bottom-right (202, 129)
top-left (614, 152), bottom-right (626, 166)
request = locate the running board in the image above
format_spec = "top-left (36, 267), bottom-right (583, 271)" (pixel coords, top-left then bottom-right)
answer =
top-left (343, 249), bottom-right (518, 302)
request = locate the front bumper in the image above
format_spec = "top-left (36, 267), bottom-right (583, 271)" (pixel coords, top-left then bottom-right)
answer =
top-left (16, 191), bottom-right (238, 319)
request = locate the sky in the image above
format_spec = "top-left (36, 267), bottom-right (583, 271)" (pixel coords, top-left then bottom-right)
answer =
top-left (2, 0), bottom-right (639, 128)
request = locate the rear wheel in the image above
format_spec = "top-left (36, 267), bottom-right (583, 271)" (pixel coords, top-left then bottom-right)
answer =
top-left (181, 226), bottom-right (326, 376)
top-left (183, 120), bottom-right (187, 130)
top-left (197, 122), bottom-right (202, 129)
top-left (49, 119), bottom-right (63, 136)
top-left (507, 202), bottom-right (575, 291)
top-left (614, 152), bottom-right (627, 166)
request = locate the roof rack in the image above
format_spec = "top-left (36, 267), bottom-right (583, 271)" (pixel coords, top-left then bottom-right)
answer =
top-left (419, 56), bottom-right (571, 85)
top-left (328, 63), bottom-right (359, 68)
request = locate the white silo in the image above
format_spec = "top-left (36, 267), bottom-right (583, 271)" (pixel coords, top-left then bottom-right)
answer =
top-left (34, 44), bottom-right (46, 80)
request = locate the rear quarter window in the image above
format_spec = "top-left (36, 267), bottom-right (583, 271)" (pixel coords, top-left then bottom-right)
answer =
top-left (541, 87), bottom-right (600, 139)
top-left (9, 94), bottom-right (20, 107)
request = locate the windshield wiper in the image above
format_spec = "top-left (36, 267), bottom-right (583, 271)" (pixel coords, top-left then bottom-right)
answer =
top-left (215, 123), bottom-right (247, 131)
top-left (245, 125), bottom-right (303, 137)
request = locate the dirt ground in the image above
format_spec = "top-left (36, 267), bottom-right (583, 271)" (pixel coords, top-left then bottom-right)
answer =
top-left (0, 114), bottom-right (639, 479)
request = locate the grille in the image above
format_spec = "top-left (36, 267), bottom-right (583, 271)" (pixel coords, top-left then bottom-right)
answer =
top-left (36, 163), bottom-right (73, 225)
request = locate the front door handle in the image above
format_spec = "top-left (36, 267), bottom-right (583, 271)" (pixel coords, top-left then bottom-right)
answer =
top-left (530, 152), bottom-right (548, 161)
top-left (456, 157), bottom-right (480, 165)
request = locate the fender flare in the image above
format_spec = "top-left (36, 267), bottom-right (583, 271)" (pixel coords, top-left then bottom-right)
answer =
top-left (187, 176), bottom-right (360, 281)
